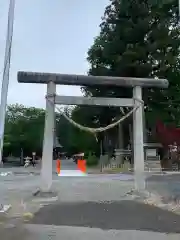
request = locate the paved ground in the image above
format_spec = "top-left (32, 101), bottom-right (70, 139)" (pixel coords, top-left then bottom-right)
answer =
top-left (1, 201), bottom-right (180, 239)
top-left (1, 223), bottom-right (179, 240)
top-left (30, 200), bottom-right (180, 233)
top-left (0, 159), bottom-right (180, 239)
top-left (147, 173), bottom-right (180, 204)
top-left (59, 158), bottom-right (78, 170)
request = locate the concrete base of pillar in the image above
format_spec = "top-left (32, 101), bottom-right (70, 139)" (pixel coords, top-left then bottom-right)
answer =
top-left (126, 189), bottom-right (149, 198)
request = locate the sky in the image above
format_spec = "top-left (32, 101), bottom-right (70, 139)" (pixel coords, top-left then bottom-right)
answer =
top-left (0, 0), bottom-right (109, 108)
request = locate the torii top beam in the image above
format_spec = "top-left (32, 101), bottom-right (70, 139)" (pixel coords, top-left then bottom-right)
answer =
top-left (17, 71), bottom-right (168, 88)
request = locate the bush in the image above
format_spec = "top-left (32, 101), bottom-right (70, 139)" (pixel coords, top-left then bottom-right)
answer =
top-left (86, 152), bottom-right (98, 166)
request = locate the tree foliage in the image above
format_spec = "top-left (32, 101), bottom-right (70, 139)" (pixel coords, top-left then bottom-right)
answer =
top-left (4, 104), bottom-right (45, 156)
top-left (3, 104), bottom-right (98, 157)
top-left (83, 0), bottom-right (180, 129)
top-left (56, 106), bottom-right (99, 155)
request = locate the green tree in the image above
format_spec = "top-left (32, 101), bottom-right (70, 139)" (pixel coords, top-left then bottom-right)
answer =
top-left (56, 106), bottom-right (99, 155)
top-left (3, 104), bottom-right (98, 158)
top-left (4, 104), bottom-right (45, 156)
top-left (82, 0), bottom-right (180, 131)
top-left (70, 106), bottom-right (99, 154)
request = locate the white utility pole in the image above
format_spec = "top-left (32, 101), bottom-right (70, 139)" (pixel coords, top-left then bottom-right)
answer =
top-left (0, 0), bottom-right (15, 163)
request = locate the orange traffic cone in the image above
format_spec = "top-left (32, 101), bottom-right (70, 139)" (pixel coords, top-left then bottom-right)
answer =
top-left (77, 159), bottom-right (86, 173)
top-left (56, 159), bottom-right (61, 175)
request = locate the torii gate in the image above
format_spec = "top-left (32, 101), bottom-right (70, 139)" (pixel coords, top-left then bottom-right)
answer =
top-left (17, 72), bottom-right (168, 192)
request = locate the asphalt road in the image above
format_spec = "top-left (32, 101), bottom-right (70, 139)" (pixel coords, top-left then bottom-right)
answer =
top-left (30, 200), bottom-right (180, 233)
top-left (1, 200), bottom-right (180, 239)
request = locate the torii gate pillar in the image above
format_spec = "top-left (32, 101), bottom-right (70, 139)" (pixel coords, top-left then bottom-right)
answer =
top-left (41, 81), bottom-right (56, 191)
top-left (133, 86), bottom-right (145, 191)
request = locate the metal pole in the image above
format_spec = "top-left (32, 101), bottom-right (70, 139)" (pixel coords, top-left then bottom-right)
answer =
top-left (0, 0), bottom-right (15, 163)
